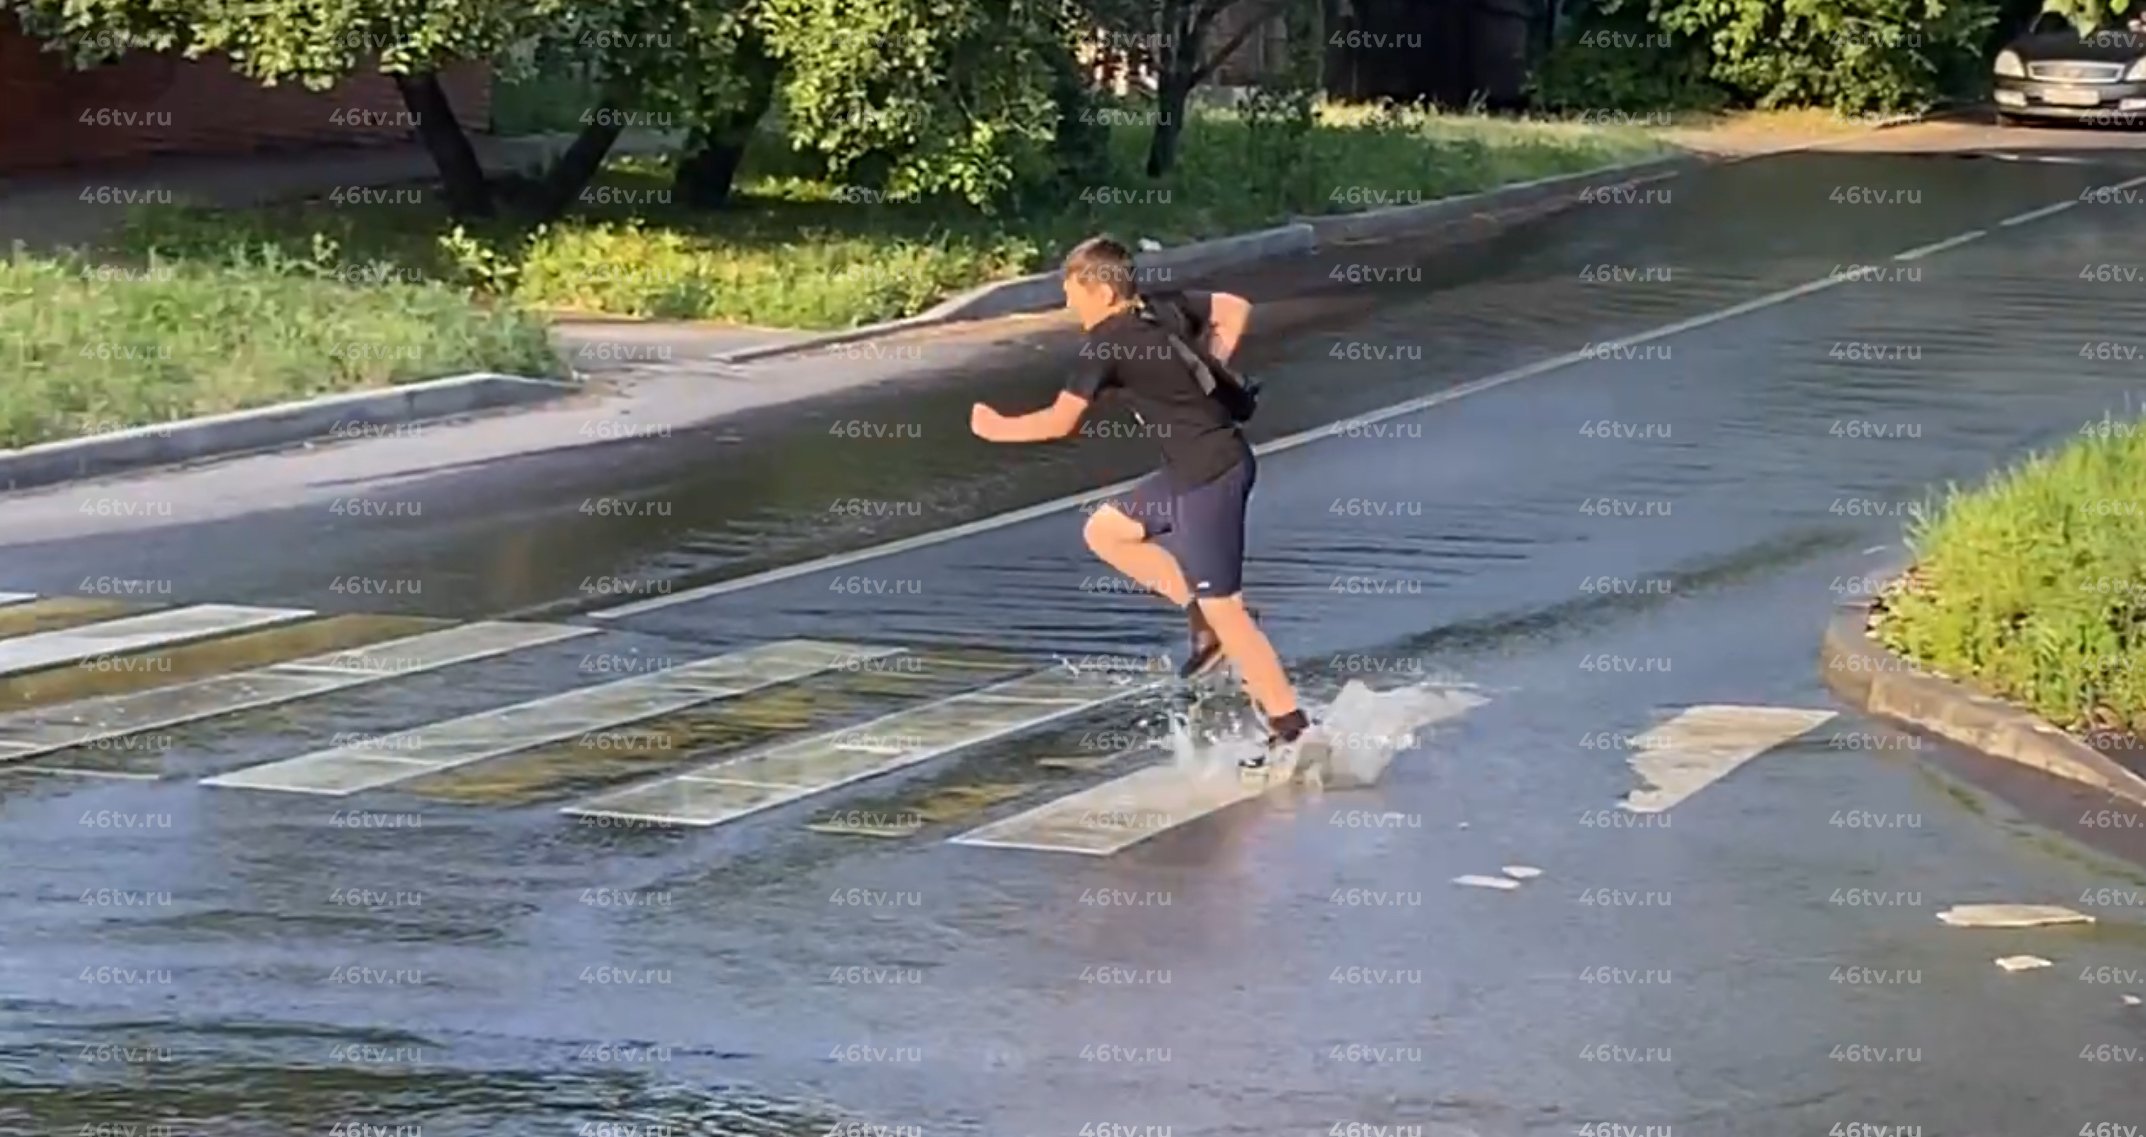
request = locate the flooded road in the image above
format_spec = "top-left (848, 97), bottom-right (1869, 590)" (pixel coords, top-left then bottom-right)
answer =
top-left (9, 137), bottom-right (2146, 1135)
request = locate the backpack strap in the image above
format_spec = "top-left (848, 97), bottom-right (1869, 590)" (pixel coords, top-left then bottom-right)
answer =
top-left (1134, 297), bottom-right (1225, 396)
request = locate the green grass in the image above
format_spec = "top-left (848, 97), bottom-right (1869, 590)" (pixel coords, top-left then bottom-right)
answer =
top-left (0, 247), bottom-right (561, 450)
top-left (18, 100), bottom-right (1669, 449)
top-left (1874, 416), bottom-right (2146, 736)
top-left (114, 102), bottom-right (1676, 330)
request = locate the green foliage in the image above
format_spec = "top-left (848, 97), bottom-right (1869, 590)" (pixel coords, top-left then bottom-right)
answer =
top-left (1877, 416), bottom-right (2146, 736)
top-left (755, 0), bottom-right (1062, 208)
top-left (1530, 6), bottom-right (1727, 112)
top-left (0, 241), bottom-right (558, 449)
top-left (8, 0), bottom-right (1066, 214)
top-left (113, 105), bottom-right (1672, 329)
top-left (8, 0), bottom-right (540, 85)
top-left (1633, 0), bottom-right (1999, 113)
top-left (2042, 0), bottom-right (2139, 33)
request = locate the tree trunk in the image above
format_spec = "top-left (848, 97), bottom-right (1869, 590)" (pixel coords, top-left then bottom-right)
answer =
top-left (674, 36), bottom-right (781, 209)
top-left (1145, 81), bottom-right (1190, 176)
top-left (393, 72), bottom-right (493, 219)
top-left (531, 110), bottom-right (625, 223)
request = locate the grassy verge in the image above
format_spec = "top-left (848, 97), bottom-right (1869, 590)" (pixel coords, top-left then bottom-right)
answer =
top-left (1872, 417), bottom-right (2146, 736)
top-left (0, 249), bottom-right (561, 451)
top-left (115, 103), bottom-right (1676, 330)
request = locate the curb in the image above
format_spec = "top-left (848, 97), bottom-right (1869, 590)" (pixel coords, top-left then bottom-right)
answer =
top-left (1820, 595), bottom-right (2146, 810)
top-left (712, 117), bottom-right (1921, 368)
top-left (1289, 152), bottom-right (1694, 246)
top-left (0, 372), bottom-right (578, 493)
top-left (714, 156), bottom-right (1695, 366)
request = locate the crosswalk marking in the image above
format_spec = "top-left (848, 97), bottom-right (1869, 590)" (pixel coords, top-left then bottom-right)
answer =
top-left (0, 604), bottom-right (312, 678)
top-left (3, 621), bottom-right (596, 768)
top-left (398, 649), bottom-right (1041, 807)
top-left (202, 639), bottom-right (900, 796)
top-left (950, 686), bottom-right (1486, 855)
top-left (1621, 704), bottom-right (1838, 813)
top-left (0, 613), bottom-right (442, 716)
top-left (948, 754), bottom-right (1254, 855)
top-left (564, 668), bottom-right (1165, 827)
top-left (0, 597), bottom-right (145, 640)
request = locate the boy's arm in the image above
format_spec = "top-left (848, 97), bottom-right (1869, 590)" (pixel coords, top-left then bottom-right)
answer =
top-left (972, 391), bottom-right (1090, 443)
top-left (971, 353), bottom-right (1104, 443)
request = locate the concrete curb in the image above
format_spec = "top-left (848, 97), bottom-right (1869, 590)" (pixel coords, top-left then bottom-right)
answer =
top-left (1290, 152), bottom-right (1694, 246)
top-left (1820, 594), bottom-right (2146, 810)
top-left (712, 126), bottom-right (1900, 367)
top-left (0, 372), bottom-right (577, 493)
top-left (713, 159), bottom-right (1696, 366)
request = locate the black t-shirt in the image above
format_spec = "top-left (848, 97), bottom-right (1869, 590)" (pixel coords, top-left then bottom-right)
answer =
top-left (1063, 290), bottom-right (1249, 488)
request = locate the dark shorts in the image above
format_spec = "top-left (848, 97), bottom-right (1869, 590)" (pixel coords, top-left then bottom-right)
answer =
top-left (1108, 450), bottom-right (1257, 598)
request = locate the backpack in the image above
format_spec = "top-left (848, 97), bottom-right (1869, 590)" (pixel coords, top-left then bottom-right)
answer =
top-left (1134, 295), bottom-right (1260, 424)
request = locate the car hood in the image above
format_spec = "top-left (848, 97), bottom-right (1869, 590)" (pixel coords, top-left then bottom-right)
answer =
top-left (2009, 29), bottom-right (2146, 62)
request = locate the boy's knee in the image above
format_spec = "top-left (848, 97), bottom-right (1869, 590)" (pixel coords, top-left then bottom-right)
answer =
top-left (1083, 508), bottom-right (1139, 552)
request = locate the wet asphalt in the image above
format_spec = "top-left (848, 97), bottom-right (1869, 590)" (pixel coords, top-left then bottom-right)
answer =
top-left (10, 135), bottom-right (2146, 1135)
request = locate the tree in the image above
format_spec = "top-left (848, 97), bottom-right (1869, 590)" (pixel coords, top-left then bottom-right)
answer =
top-left (10, 0), bottom-right (1077, 220)
top-left (10, 0), bottom-right (537, 216)
top-left (756, 0), bottom-right (1064, 208)
top-left (2046, 0), bottom-right (2137, 29)
top-left (1077, 0), bottom-right (1317, 176)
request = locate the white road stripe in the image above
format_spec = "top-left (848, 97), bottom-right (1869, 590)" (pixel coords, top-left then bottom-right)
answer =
top-left (564, 668), bottom-right (1164, 826)
top-left (951, 688), bottom-right (1485, 854)
top-left (1999, 200), bottom-right (2075, 227)
top-left (948, 754), bottom-right (1260, 855)
top-left (0, 621), bottom-right (596, 764)
top-left (0, 605), bottom-right (312, 678)
top-left (1894, 230), bottom-right (1986, 261)
top-left (1620, 705), bottom-right (1837, 814)
top-left (203, 639), bottom-right (899, 795)
top-left (589, 187), bottom-right (2092, 620)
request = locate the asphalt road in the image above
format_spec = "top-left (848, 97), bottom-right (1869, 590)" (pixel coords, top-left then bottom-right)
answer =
top-left (9, 126), bottom-right (2146, 1137)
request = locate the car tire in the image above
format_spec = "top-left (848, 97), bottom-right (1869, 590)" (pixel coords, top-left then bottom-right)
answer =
top-left (1995, 110), bottom-right (2031, 128)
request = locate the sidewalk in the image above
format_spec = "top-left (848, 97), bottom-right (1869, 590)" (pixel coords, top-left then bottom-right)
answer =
top-left (0, 128), bottom-right (685, 253)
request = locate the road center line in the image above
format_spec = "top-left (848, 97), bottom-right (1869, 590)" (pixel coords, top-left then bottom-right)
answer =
top-left (1999, 200), bottom-right (2074, 228)
top-left (1894, 230), bottom-right (1986, 261)
top-left (591, 180), bottom-right (2114, 620)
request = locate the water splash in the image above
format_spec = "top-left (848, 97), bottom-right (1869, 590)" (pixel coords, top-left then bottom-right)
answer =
top-left (1317, 678), bottom-right (1487, 788)
top-left (1156, 677), bottom-right (1485, 787)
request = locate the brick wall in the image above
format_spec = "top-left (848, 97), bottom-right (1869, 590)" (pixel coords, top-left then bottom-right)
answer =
top-left (0, 25), bottom-right (491, 174)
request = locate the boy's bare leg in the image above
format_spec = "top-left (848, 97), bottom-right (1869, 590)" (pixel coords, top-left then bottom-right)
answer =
top-left (1191, 595), bottom-right (1297, 719)
top-left (1086, 506), bottom-right (1267, 708)
top-left (1083, 506), bottom-right (1192, 607)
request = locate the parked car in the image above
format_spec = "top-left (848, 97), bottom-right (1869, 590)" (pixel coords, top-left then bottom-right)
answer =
top-left (1993, 11), bottom-right (2146, 125)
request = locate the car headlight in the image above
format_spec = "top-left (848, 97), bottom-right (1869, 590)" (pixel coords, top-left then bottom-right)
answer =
top-left (1995, 49), bottom-right (2026, 77)
top-left (2127, 57), bottom-right (2146, 80)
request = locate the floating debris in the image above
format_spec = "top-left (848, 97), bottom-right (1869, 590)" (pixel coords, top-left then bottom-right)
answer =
top-left (1995, 955), bottom-right (2052, 972)
top-left (1453, 874), bottom-right (1520, 891)
top-left (1937, 904), bottom-right (2094, 929)
top-left (1503, 865), bottom-right (1542, 880)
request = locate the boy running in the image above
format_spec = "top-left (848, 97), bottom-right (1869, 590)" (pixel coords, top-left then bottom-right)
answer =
top-left (968, 236), bottom-right (1309, 768)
